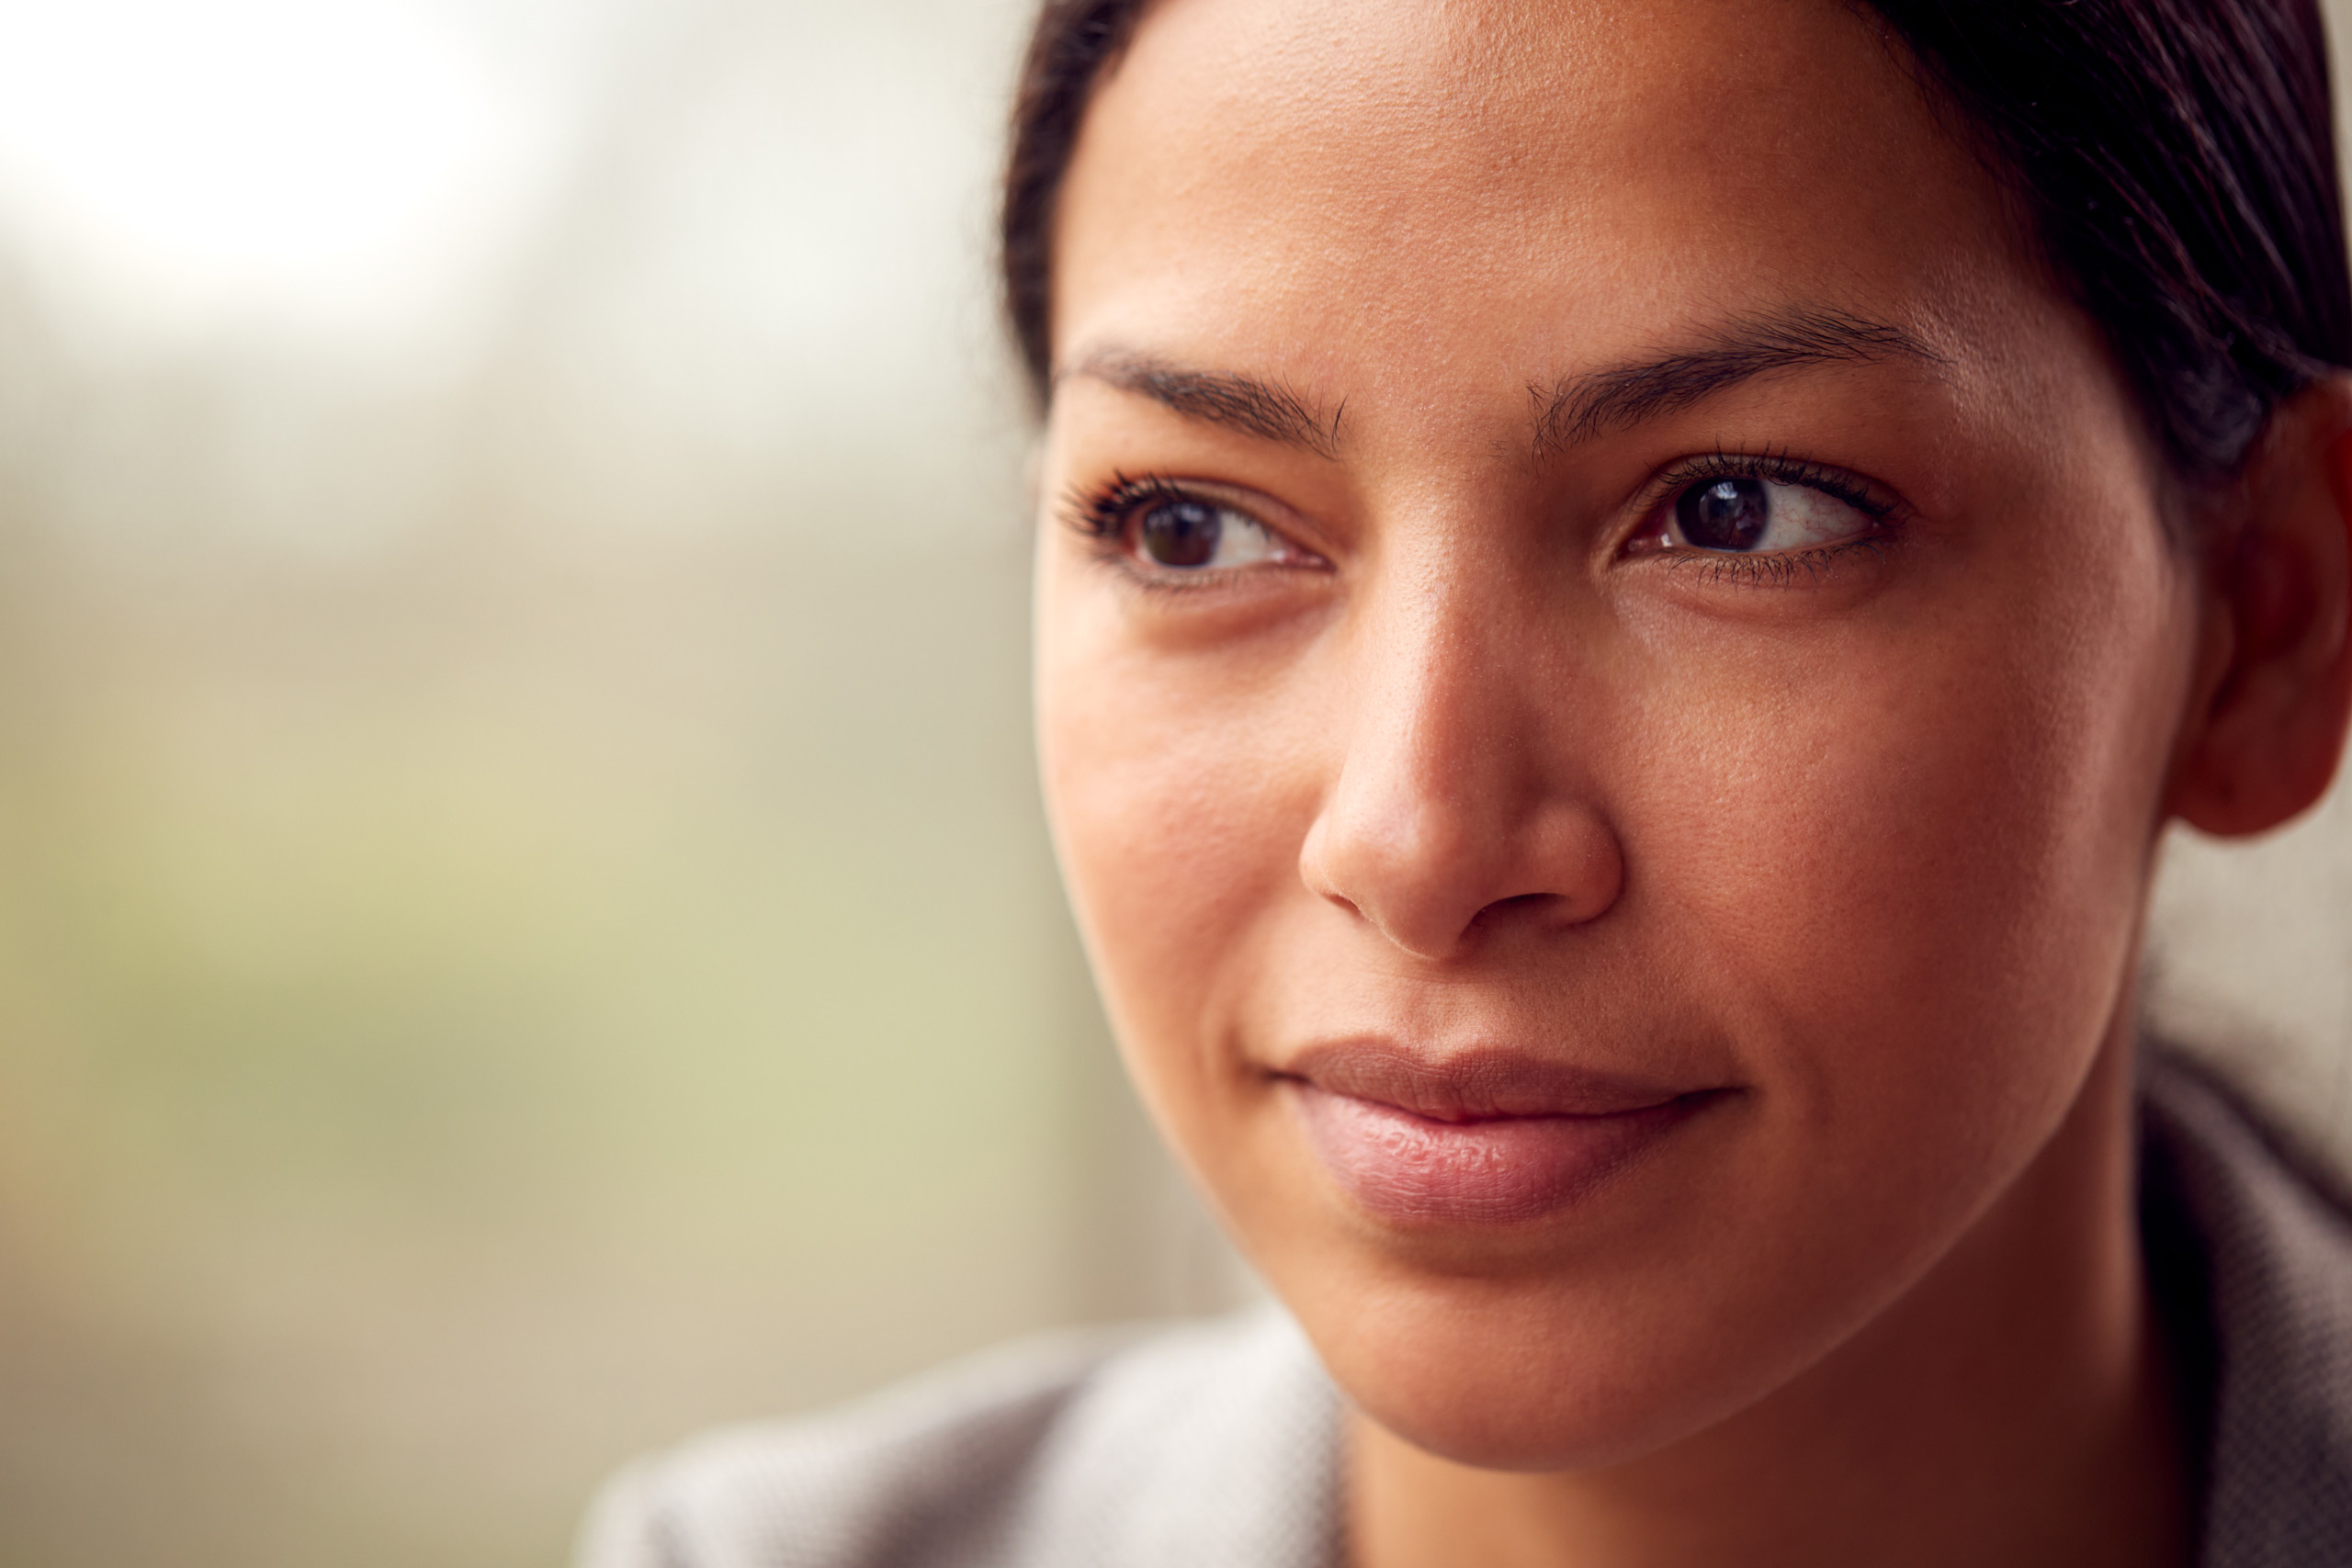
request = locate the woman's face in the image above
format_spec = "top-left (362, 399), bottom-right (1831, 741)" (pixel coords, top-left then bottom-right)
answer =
top-left (1034, 0), bottom-right (2202, 1467)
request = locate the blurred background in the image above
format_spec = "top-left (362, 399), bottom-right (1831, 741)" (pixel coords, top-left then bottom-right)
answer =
top-left (0, 1), bottom-right (2337, 1563)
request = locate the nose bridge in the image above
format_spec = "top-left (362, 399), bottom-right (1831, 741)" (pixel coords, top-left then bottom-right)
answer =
top-left (1346, 561), bottom-right (1522, 846)
top-left (1301, 545), bottom-right (1553, 956)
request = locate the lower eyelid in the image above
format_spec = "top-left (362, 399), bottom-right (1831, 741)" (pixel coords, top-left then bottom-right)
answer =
top-left (1657, 536), bottom-right (1892, 585)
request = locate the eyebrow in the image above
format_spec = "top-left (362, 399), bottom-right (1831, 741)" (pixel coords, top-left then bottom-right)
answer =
top-left (1533, 308), bottom-right (1943, 455)
top-left (1062, 350), bottom-right (1345, 458)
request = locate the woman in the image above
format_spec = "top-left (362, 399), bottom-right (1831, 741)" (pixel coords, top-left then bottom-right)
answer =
top-left (582, 0), bottom-right (2352, 1562)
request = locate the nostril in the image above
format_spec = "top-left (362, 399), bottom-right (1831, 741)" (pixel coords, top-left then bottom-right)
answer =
top-left (1468, 891), bottom-right (1563, 932)
top-left (1321, 889), bottom-right (1365, 919)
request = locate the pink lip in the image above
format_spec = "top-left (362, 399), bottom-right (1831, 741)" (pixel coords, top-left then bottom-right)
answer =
top-left (1280, 1043), bottom-right (1733, 1225)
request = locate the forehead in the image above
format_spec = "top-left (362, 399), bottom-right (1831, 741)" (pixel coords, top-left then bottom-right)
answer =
top-left (1052, 0), bottom-right (2035, 402)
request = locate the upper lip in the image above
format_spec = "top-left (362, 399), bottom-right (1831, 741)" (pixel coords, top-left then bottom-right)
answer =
top-left (1277, 1040), bottom-right (1718, 1122)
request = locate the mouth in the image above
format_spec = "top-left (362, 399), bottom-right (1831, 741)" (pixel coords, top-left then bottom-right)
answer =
top-left (1275, 1043), bottom-right (1737, 1225)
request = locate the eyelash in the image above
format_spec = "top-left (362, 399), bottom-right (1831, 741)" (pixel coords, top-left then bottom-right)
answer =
top-left (1059, 470), bottom-right (1297, 591)
top-left (1651, 448), bottom-right (1898, 523)
top-left (1063, 470), bottom-right (1187, 543)
top-left (1639, 448), bottom-right (1906, 586)
top-left (1062, 452), bottom-right (1908, 587)
top-left (1657, 536), bottom-right (1894, 588)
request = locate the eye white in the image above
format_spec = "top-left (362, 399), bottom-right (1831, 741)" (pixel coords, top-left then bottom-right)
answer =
top-left (1133, 496), bottom-right (1285, 570)
top-left (1206, 513), bottom-right (1281, 566)
top-left (1669, 475), bottom-right (1872, 553)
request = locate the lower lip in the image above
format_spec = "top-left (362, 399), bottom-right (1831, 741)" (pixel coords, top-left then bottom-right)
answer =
top-left (1287, 1082), bottom-right (1713, 1225)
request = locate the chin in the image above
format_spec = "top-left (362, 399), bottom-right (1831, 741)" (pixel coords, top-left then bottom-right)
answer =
top-left (1306, 1277), bottom-right (1804, 1471)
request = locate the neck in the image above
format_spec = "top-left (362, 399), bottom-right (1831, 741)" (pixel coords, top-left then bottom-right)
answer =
top-left (1347, 1022), bottom-right (2192, 1568)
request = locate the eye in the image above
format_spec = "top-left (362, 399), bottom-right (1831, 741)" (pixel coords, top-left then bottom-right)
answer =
top-left (1064, 473), bottom-right (1319, 582)
top-left (1129, 495), bottom-right (1284, 570)
top-left (1667, 474), bottom-right (1873, 554)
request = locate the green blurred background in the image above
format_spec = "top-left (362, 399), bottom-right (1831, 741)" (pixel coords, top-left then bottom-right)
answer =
top-left (0, 1), bottom-right (2336, 1563)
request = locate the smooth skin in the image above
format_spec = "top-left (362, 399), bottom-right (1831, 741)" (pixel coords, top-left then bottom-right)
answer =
top-left (1030, 1), bottom-right (2352, 1563)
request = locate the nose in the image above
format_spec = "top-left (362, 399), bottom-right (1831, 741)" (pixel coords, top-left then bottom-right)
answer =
top-left (1296, 588), bottom-right (1623, 962)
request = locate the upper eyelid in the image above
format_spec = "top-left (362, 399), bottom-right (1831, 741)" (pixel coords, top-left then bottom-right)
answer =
top-left (1625, 453), bottom-right (1904, 581)
top-left (1057, 474), bottom-right (1341, 598)
top-left (1063, 454), bottom-right (1903, 570)
top-left (1645, 450), bottom-right (1903, 517)
top-left (1067, 472), bottom-right (1319, 551)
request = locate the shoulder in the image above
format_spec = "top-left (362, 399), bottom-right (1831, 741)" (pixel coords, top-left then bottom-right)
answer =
top-left (2140, 1053), bottom-right (2352, 1565)
top-left (574, 1306), bottom-right (1342, 1568)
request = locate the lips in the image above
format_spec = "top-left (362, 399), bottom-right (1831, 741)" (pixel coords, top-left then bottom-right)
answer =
top-left (1279, 1043), bottom-right (1729, 1225)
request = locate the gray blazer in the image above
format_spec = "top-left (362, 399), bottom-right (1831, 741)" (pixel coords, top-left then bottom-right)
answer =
top-left (577, 1057), bottom-right (2352, 1568)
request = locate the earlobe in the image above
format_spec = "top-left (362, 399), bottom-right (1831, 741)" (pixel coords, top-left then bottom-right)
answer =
top-left (2169, 377), bottom-right (2352, 838)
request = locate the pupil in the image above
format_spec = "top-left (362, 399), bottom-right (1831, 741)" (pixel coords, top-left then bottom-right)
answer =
top-left (1139, 499), bottom-right (1221, 567)
top-left (1676, 477), bottom-right (1770, 551)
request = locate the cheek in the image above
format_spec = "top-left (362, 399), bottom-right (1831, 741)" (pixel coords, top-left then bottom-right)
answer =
top-left (1623, 530), bottom-right (2194, 1228)
top-left (1035, 579), bottom-right (1324, 1117)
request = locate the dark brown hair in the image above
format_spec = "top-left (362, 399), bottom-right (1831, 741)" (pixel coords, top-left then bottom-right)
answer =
top-left (1000, 0), bottom-right (2351, 484)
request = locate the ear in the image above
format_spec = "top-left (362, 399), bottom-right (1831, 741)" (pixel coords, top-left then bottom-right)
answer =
top-left (2168, 375), bottom-right (2352, 837)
